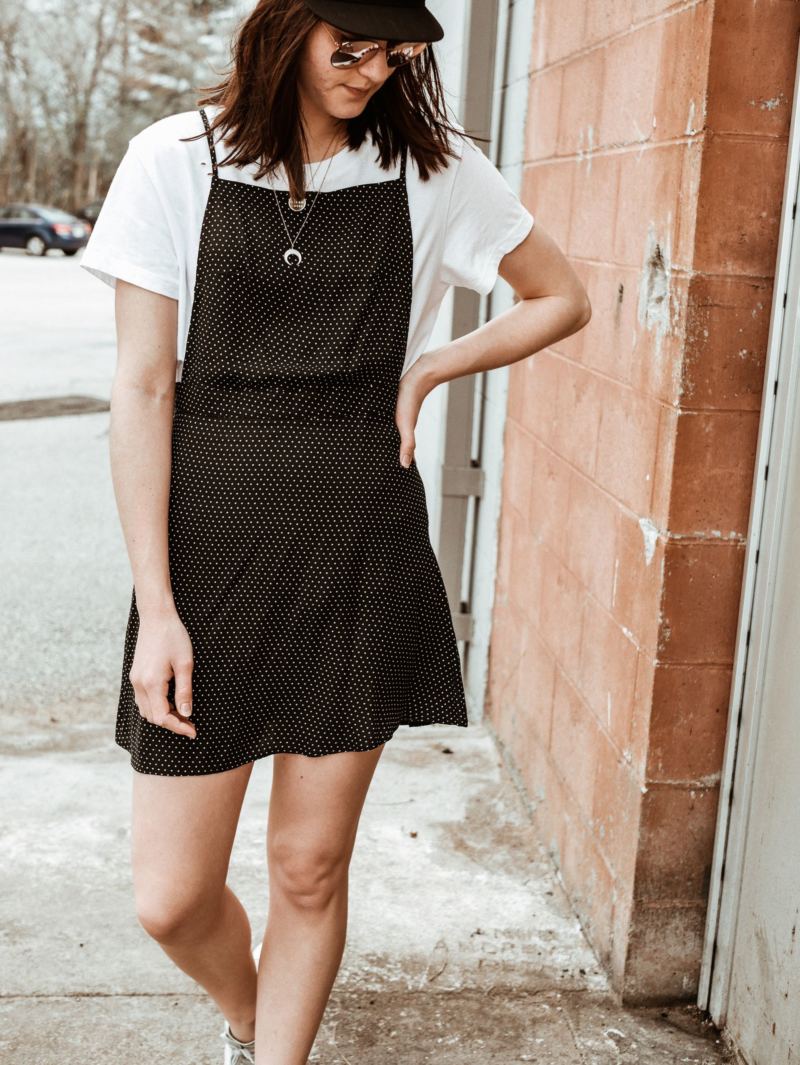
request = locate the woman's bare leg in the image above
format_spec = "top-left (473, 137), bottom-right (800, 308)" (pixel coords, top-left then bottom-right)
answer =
top-left (255, 743), bottom-right (387, 1065)
top-left (131, 760), bottom-right (258, 1042)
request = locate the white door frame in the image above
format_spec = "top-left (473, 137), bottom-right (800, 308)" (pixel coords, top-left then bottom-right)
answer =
top-left (449, 0), bottom-right (537, 713)
top-left (699, 38), bottom-right (800, 1023)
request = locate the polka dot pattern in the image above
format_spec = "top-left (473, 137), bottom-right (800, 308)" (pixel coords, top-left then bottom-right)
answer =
top-left (115, 108), bottom-right (469, 776)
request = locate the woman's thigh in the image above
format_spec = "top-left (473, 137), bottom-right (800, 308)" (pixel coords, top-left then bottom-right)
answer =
top-left (131, 761), bottom-right (254, 923)
top-left (267, 744), bottom-right (386, 893)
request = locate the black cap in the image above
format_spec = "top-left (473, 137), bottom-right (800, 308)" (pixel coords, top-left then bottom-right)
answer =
top-left (303, 0), bottom-right (445, 42)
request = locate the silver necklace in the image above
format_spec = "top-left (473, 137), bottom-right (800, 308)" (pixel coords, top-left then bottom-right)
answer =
top-left (274, 132), bottom-right (343, 265)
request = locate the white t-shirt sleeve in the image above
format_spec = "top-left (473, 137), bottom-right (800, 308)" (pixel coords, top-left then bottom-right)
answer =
top-left (439, 136), bottom-right (534, 296)
top-left (80, 140), bottom-right (180, 300)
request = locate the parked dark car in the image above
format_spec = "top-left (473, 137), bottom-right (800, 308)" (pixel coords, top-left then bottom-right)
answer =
top-left (0, 204), bottom-right (90, 256)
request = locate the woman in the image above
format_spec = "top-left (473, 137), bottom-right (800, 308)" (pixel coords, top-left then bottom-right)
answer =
top-left (81, 0), bottom-right (591, 1060)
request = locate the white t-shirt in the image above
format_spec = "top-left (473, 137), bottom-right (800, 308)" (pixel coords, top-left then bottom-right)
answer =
top-left (81, 105), bottom-right (535, 381)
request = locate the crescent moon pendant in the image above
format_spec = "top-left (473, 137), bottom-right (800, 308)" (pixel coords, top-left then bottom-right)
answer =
top-left (283, 248), bottom-right (302, 265)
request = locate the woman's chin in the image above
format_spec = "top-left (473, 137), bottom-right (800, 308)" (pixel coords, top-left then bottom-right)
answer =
top-left (336, 85), bottom-right (373, 109)
top-left (323, 99), bottom-right (361, 120)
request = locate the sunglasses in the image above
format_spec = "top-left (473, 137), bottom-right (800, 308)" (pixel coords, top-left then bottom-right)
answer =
top-left (322, 21), bottom-right (429, 69)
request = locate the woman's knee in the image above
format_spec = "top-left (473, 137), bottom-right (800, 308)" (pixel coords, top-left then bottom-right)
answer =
top-left (268, 835), bottom-right (349, 912)
top-left (134, 882), bottom-right (221, 943)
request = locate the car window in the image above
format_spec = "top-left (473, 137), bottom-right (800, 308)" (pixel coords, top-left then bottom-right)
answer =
top-left (35, 206), bottom-right (76, 222)
top-left (4, 206), bottom-right (38, 219)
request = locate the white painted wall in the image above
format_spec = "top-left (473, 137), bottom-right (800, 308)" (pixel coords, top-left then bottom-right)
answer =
top-left (464, 0), bottom-right (536, 716)
top-left (413, 0), bottom-right (469, 547)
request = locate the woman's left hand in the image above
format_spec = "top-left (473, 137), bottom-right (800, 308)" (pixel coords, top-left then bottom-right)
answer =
top-left (395, 354), bottom-right (437, 467)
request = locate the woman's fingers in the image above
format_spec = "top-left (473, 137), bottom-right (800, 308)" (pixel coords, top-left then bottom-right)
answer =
top-left (163, 710), bottom-right (197, 739)
top-left (395, 407), bottom-right (417, 468)
top-left (149, 679), bottom-right (197, 738)
top-left (173, 657), bottom-right (194, 719)
top-left (398, 425), bottom-right (416, 467)
top-left (130, 671), bottom-right (196, 738)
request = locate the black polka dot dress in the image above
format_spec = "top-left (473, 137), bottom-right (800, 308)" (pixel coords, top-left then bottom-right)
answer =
top-left (116, 108), bottom-right (469, 775)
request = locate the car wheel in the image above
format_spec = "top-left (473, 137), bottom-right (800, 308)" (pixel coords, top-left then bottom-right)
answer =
top-left (25, 234), bottom-right (48, 256)
top-left (63, 249), bottom-right (78, 257)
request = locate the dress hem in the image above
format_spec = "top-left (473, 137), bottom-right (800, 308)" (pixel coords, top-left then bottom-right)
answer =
top-left (118, 717), bottom-right (470, 777)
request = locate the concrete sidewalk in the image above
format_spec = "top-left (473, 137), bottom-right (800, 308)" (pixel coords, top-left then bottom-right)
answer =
top-left (0, 716), bottom-right (728, 1063)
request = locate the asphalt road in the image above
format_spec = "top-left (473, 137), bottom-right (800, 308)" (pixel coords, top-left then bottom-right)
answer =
top-left (0, 249), bottom-right (126, 731)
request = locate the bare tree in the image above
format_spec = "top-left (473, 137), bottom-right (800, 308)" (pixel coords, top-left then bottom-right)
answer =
top-left (0, 0), bottom-right (239, 209)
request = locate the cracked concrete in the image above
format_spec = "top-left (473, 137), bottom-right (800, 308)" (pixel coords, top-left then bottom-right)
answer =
top-left (0, 253), bottom-right (730, 1061)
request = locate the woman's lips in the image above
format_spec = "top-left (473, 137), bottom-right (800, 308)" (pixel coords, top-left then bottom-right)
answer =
top-left (343, 84), bottom-right (370, 97)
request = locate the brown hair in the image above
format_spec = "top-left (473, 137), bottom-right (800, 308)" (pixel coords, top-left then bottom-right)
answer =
top-left (182, 0), bottom-right (478, 203)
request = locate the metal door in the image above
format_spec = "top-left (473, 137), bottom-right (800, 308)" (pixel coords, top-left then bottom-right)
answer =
top-left (725, 385), bottom-right (800, 1059)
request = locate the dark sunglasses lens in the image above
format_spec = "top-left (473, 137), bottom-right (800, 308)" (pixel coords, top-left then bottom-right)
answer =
top-left (331, 42), bottom-right (378, 67)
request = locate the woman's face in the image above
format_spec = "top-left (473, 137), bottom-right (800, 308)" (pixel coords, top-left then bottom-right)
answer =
top-left (298, 20), bottom-right (395, 120)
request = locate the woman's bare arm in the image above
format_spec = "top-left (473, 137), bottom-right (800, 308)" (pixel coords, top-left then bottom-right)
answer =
top-left (110, 280), bottom-right (196, 738)
top-left (395, 222), bottom-right (592, 465)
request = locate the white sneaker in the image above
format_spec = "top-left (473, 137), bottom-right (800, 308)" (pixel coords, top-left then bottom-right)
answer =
top-left (219, 942), bottom-right (261, 1063)
top-left (220, 1019), bottom-right (256, 1064)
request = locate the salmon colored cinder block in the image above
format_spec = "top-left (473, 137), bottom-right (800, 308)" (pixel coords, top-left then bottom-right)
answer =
top-left (613, 144), bottom-right (684, 269)
top-left (659, 542), bottom-right (746, 664)
top-left (565, 472), bottom-right (618, 608)
top-left (669, 409), bottom-right (760, 534)
top-left (569, 152), bottom-right (620, 262)
top-left (611, 508), bottom-right (665, 655)
top-left (651, 5), bottom-right (714, 141)
top-left (557, 49), bottom-right (605, 158)
top-left (591, 728), bottom-right (643, 887)
top-left (510, 515), bottom-right (547, 625)
top-left (549, 669), bottom-right (598, 821)
top-left (521, 348), bottom-right (560, 450)
top-left (682, 275), bottom-right (771, 411)
top-left (527, 439), bottom-right (571, 558)
top-left (635, 784), bottom-right (721, 901)
top-left (598, 20), bottom-right (662, 148)
top-left (647, 664), bottom-right (731, 782)
top-left (525, 66), bottom-right (563, 163)
top-left (538, 552), bottom-right (585, 681)
top-left (523, 161), bottom-right (574, 249)
top-left (538, 0), bottom-right (588, 66)
top-left (706, 0), bottom-right (798, 137)
top-left (577, 596), bottom-right (639, 751)
top-left (595, 379), bottom-right (664, 514)
top-left (516, 626), bottom-right (557, 747)
top-left (694, 136), bottom-right (787, 278)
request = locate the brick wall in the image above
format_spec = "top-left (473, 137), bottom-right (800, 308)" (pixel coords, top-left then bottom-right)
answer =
top-left (486, 0), bottom-right (799, 1001)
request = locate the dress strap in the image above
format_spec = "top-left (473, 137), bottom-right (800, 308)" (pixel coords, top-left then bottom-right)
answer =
top-left (399, 142), bottom-right (408, 182)
top-left (199, 107), bottom-right (218, 179)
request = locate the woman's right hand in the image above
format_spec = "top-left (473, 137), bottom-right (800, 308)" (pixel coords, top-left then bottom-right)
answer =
top-left (129, 609), bottom-right (197, 739)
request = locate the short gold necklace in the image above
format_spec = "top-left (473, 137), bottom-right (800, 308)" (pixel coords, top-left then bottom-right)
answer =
top-left (288, 128), bottom-right (344, 211)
